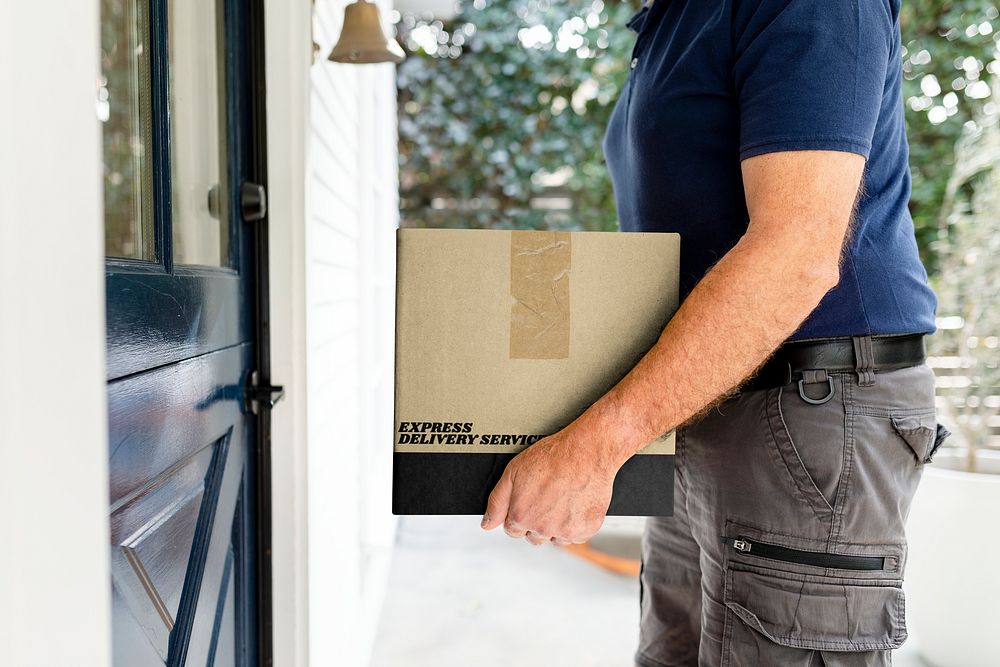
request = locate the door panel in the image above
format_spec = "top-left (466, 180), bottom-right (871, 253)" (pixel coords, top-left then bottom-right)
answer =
top-left (209, 552), bottom-right (238, 667)
top-left (101, 0), bottom-right (264, 663)
top-left (108, 347), bottom-right (254, 667)
top-left (108, 345), bottom-right (250, 511)
top-left (116, 459), bottom-right (209, 653)
top-left (105, 271), bottom-right (246, 381)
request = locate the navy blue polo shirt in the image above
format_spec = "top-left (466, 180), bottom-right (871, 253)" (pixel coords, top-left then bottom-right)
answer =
top-left (601, 0), bottom-right (938, 341)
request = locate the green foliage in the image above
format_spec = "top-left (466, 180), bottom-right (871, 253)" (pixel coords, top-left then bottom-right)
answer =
top-left (927, 85), bottom-right (1000, 463)
top-left (396, 0), bottom-right (1000, 279)
top-left (396, 0), bottom-right (634, 231)
top-left (899, 0), bottom-right (999, 275)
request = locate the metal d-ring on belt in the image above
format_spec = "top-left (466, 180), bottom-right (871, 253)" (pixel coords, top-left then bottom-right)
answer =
top-left (737, 333), bottom-right (927, 404)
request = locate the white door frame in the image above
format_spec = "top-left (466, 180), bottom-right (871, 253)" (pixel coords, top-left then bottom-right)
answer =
top-left (264, 0), bottom-right (314, 664)
top-left (0, 3), bottom-right (112, 666)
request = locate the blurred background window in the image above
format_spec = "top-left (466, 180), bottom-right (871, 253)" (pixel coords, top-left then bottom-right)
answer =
top-left (168, 0), bottom-right (230, 267)
top-left (100, 0), bottom-right (155, 261)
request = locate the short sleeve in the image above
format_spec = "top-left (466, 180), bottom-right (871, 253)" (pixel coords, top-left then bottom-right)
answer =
top-left (732, 0), bottom-right (893, 161)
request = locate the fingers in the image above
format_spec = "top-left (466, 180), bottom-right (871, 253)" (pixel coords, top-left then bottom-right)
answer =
top-left (481, 467), bottom-right (513, 531)
top-left (524, 531), bottom-right (548, 546)
top-left (527, 531), bottom-right (576, 546)
top-left (499, 518), bottom-right (574, 547)
top-left (503, 516), bottom-right (528, 539)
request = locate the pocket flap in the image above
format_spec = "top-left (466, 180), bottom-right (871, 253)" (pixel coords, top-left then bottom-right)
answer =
top-left (890, 412), bottom-right (937, 464)
top-left (725, 566), bottom-right (907, 651)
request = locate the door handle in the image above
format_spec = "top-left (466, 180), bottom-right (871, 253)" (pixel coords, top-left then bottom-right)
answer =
top-left (245, 370), bottom-right (284, 415)
top-left (207, 184), bottom-right (222, 219)
top-left (240, 181), bottom-right (267, 221)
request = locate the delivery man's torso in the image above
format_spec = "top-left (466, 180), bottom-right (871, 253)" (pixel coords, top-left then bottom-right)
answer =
top-left (602, 0), bottom-right (937, 341)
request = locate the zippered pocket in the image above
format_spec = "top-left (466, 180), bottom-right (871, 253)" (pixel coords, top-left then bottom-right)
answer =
top-left (720, 535), bottom-right (886, 571)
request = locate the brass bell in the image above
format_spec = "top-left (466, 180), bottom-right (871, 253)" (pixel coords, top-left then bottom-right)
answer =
top-left (328, 0), bottom-right (406, 64)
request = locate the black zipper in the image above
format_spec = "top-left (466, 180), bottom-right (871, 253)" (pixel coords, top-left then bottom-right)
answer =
top-left (720, 535), bottom-right (886, 571)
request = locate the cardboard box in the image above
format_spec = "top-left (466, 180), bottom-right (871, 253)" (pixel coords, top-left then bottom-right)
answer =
top-left (393, 228), bottom-right (680, 516)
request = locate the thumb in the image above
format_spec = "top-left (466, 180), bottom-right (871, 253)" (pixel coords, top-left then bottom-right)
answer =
top-left (481, 468), bottom-right (513, 530)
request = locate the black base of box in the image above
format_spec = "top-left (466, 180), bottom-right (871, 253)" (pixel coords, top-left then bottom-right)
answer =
top-left (392, 452), bottom-right (673, 517)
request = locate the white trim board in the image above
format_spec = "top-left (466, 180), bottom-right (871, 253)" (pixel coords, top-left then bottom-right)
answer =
top-left (0, 2), bottom-right (112, 666)
top-left (265, 0), bottom-right (314, 664)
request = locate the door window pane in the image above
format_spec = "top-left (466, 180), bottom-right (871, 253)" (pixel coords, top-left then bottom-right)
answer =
top-left (100, 0), bottom-right (155, 261)
top-left (169, 0), bottom-right (229, 267)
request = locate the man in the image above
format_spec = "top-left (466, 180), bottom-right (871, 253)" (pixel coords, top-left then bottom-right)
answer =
top-left (480, 0), bottom-right (949, 664)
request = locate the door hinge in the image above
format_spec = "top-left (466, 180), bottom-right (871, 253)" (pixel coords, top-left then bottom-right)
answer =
top-left (245, 370), bottom-right (284, 415)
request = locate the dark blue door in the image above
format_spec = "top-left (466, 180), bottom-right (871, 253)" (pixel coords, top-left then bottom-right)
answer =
top-left (100, 0), bottom-right (269, 664)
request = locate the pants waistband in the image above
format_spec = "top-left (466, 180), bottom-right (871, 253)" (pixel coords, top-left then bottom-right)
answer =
top-left (739, 333), bottom-right (927, 393)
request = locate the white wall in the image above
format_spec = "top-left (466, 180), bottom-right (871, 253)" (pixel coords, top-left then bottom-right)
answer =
top-left (0, 2), bottom-right (112, 665)
top-left (307, 1), bottom-right (401, 665)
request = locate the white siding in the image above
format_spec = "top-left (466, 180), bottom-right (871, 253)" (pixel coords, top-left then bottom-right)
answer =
top-left (306, 2), bottom-right (400, 665)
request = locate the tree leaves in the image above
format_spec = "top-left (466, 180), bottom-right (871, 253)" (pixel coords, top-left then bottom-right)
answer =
top-left (396, 0), bottom-right (633, 231)
top-left (397, 0), bottom-right (1000, 275)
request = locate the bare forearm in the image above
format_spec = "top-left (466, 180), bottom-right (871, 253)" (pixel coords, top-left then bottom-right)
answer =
top-left (573, 223), bottom-right (842, 474)
top-left (480, 151), bottom-right (864, 543)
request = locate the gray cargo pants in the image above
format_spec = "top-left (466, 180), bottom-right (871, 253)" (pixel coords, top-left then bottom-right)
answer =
top-left (634, 361), bottom-right (949, 667)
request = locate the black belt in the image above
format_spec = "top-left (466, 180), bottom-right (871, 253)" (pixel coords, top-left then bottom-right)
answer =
top-left (739, 333), bottom-right (927, 400)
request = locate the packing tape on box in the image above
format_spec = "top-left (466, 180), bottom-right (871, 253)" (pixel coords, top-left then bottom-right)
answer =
top-left (509, 230), bottom-right (571, 359)
top-left (393, 227), bottom-right (675, 457)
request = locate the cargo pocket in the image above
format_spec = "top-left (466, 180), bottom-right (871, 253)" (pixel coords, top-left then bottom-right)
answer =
top-left (722, 564), bottom-right (906, 664)
top-left (890, 411), bottom-right (948, 464)
top-left (720, 529), bottom-right (906, 666)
